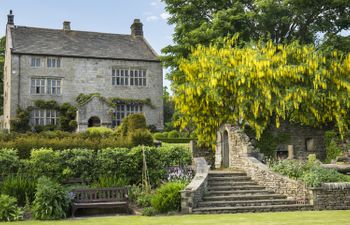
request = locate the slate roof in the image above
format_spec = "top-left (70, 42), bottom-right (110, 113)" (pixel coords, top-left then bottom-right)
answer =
top-left (10, 26), bottom-right (159, 62)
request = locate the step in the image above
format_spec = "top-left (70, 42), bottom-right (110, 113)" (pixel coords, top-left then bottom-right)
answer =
top-left (198, 199), bottom-right (297, 208)
top-left (208, 181), bottom-right (257, 187)
top-left (207, 185), bottom-right (265, 191)
top-left (203, 194), bottom-right (287, 201)
top-left (205, 190), bottom-right (273, 196)
top-left (193, 204), bottom-right (313, 214)
top-left (208, 176), bottom-right (251, 182)
top-left (208, 171), bottom-right (247, 177)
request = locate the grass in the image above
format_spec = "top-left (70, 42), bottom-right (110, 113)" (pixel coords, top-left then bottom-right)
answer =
top-left (161, 142), bottom-right (190, 149)
top-left (2, 211), bottom-right (350, 225)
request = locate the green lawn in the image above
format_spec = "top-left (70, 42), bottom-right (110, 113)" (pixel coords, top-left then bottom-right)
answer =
top-left (2, 211), bottom-right (350, 225)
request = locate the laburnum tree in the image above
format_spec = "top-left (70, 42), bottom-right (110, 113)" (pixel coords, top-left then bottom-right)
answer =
top-left (176, 36), bottom-right (350, 144)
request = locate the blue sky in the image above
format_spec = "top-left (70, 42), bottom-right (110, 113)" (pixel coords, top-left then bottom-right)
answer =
top-left (0, 0), bottom-right (174, 88)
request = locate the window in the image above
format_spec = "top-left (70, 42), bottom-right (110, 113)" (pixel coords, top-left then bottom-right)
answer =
top-left (115, 103), bottom-right (143, 126)
top-left (112, 68), bottom-right (146, 86)
top-left (31, 57), bottom-right (41, 67)
top-left (47, 58), bottom-right (61, 68)
top-left (31, 109), bottom-right (58, 126)
top-left (31, 78), bottom-right (62, 95)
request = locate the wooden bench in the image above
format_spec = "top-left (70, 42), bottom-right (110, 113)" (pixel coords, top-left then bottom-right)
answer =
top-left (71, 187), bottom-right (129, 217)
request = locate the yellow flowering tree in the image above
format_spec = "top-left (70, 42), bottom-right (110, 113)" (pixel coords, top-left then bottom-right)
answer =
top-left (176, 36), bottom-right (350, 144)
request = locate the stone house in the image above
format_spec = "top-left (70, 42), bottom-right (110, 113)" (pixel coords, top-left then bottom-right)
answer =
top-left (2, 11), bottom-right (163, 131)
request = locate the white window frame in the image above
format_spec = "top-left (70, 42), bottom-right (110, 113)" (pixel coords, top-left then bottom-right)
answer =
top-left (47, 58), bottom-right (61, 68)
top-left (115, 103), bottom-right (143, 126)
top-left (30, 78), bottom-right (62, 95)
top-left (31, 109), bottom-right (58, 126)
top-left (112, 68), bottom-right (147, 87)
top-left (31, 57), bottom-right (41, 67)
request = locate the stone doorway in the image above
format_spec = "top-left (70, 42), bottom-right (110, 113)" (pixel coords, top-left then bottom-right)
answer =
top-left (88, 116), bottom-right (101, 127)
top-left (222, 130), bottom-right (230, 168)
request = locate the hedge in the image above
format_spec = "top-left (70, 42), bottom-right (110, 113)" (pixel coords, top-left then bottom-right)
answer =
top-left (155, 138), bottom-right (193, 143)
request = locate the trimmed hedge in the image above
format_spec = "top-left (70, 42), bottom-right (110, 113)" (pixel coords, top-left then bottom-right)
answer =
top-left (155, 138), bottom-right (193, 143)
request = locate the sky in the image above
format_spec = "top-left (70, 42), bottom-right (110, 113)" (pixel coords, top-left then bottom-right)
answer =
top-left (0, 0), bottom-right (174, 88)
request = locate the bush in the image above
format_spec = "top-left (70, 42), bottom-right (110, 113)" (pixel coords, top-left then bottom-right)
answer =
top-left (29, 148), bottom-right (61, 179)
top-left (270, 159), bottom-right (307, 179)
top-left (59, 149), bottom-right (96, 181)
top-left (1, 175), bottom-right (37, 206)
top-left (153, 132), bottom-right (167, 140)
top-left (127, 113), bottom-right (147, 131)
top-left (142, 207), bottom-right (157, 216)
top-left (86, 127), bottom-right (114, 137)
top-left (32, 177), bottom-right (70, 220)
top-left (128, 129), bottom-right (154, 146)
top-left (151, 181), bottom-right (186, 213)
top-left (91, 176), bottom-right (129, 188)
top-left (167, 130), bottom-right (180, 138)
top-left (0, 148), bottom-right (21, 176)
top-left (0, 195), bottom-right (23, 222)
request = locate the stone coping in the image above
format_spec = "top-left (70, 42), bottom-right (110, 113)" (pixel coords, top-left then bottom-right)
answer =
top-left (182, 157), bottom-right (209, 192)
top-left (311, 182), bottom-right (350, 190)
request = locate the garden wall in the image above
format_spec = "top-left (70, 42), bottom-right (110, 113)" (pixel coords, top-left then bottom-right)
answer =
top-left (310, 183), bottom-right (350, 210)
top-left (181, 157), bottom-right (209, 214)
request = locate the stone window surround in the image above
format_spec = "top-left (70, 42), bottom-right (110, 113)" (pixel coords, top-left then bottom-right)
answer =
top-left (112, 67), bottom-right (147, 87)
top-left (30, 57), bottom-right (41, 67)
top-left (47, 57), bottom-right (61, 68)
top-left (30, 77), bottom-right (63, 96)
top-left (31, 108), bottom-right (58, 126)
top-left (115, 103), bottom-right (143, 126)
top-left (30, 56), bottom-right (62, 68)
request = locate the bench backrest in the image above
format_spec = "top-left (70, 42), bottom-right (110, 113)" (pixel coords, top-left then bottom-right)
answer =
top-left (72, 187), bottom-right (128, 203)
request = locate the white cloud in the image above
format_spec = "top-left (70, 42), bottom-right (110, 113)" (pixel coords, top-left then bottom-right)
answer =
top-left (146, 15), bottom-right (159, 21)
top-left (160, 12), bottom-right (170, 20)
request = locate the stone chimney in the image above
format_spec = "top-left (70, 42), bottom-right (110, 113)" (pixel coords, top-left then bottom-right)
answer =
top-left (63, 21), bottom-right (71, 31)
top-left (131, 19), bottom-right (143, 37)
top-left (7, 10), bottom-right (14, 25)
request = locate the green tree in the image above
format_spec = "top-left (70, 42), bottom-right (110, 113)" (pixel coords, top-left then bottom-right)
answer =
top-left (0, 36), bottom-right (5, 115)
top-left (176, 37), bottom-right (350, 144)
top-left (162, 0), bottom-right (350, 94)
top-left (163, 87), bottom-right (175, 130)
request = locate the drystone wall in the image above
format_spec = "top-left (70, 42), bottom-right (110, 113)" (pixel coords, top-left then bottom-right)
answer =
top-left (310, 183), bottom-right (350, 210)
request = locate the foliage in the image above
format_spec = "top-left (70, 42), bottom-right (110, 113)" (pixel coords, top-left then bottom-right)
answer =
top-left (324, 130), bottom-right (346, 163)
top-left (0, 175), bottom-right (37, 206)
top-left (176, 37), bottom-right (350, 144)
top-left (28, 148), bottom-right (61, 179)
top-left (270, 159), bottom-right (350, 187)
top-left (151, 181), bottom-right (186, 213)
top-left (59, 149), bottom-right (96, 181)
top-left (58, 103), bottom-right (77, 132)
top-left (168, 130), bottom-right (180, 138)
top-left (127, 114), bottom-right (147, 131)
top-left (32, 177), bottom-right (70, 220)
top-left (128, 129), bottom-right (154, 146)
top-left (162, 0), bottom-right (350, 94)
top-left (0, 148), bottom-right (20, 176)
top-left (10, 108), bottom-right (31, 133)
top-left (163, 87), bottom-right (175, 129)
top-left (142, 207), bottom-right (157, 216)
top-left (91, 176), bottom-right (129, 188)
top-left (0, 194), bottom-right (23, 222)
top-left (86, 127), bottom-right (114, 137)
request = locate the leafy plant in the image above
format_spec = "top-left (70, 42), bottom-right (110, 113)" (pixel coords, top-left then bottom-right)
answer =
top-left (29, 148), bottom-right (61, 179)
top-left (142, 207), bottom-right (157, 216)
top-left (32, 177), bottom-right (70, 220)
top-left (151, 181), bottom-right (186, 213)
top-left (0, 148), bottom-right (21, 176)
top-left (128, 129), bottom-right (154, 146)
top-left (0, 194), bottom-right (23, 222)
top-left (1, 175), bottom-right (37, 206)
top-left (91, 176), bottom-right (129, 188)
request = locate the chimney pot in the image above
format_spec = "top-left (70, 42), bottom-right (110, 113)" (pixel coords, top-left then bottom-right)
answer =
top-left (63, 21), bottom-right (71, 31)
top-left (131, 19), bottom-right (143, 37)
top-left (7, 10), bottom-right (14, 25)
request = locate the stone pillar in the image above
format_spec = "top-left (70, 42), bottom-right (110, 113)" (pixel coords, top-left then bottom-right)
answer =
top-left (288, 145), bottom-right (294, 159)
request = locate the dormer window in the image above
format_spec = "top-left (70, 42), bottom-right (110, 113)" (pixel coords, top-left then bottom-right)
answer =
top-left (31, 57), bottom-right (41, 67)
top-left (47, 58), bottom-right (61, 68)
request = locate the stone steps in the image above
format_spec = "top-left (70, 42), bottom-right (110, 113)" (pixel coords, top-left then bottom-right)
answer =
top-left (198, 199), bottom-right (297, 208)
top-left (193, 204), bottom-right (313, 214)
top-left (193, 171), bottom-right (312, 214)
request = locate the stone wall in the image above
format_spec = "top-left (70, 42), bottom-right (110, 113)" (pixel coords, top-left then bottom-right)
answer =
top-left (181, 157), bottom-right (209, 214)
top-left (310, 183), bottom-right (350, 210)
top-left (4, 54), bottom-right (164, 130)
top-left (190, 141), bottom-right (215, 168)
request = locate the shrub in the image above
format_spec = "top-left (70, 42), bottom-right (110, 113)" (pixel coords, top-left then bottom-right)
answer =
top-left (32, 177), bottom-right (70, 220)
top-left (0, 194), bottom-right (23, 222)
top-left (128, 129), bottom-right (154, 146)
top-left (142, 207), bottom-right (157, 216)
top-left (151, 181), bottom-right (186, 213)
top-left (96, 148), bottom-right (130, 178)
top-left (167, 130), bottom-right (180, 138)
top-left (59, 149), bottom-right (96, 181)
top-left (127, 113), bottom-right (147, 131)
top-left (91, 176), bottom-right (129, 188)
top-left (86, 127), bottom-right (114, 137)
top-left (0, 148), bottom-right (21, 176)
top-left (153, 132), bottom-right (167, 140)
top-left (1, 175), bottom-right (37, 206)
top-left (29, 148), bottom-right (61, 179)
top-left (270, 159), bottom-right (307, 179)
top-left (301, 165), bottom-right (350, 187)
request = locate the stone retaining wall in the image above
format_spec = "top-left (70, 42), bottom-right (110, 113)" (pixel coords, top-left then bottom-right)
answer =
top-left (180, 157), bottom-right (209, 214)
top-left (310, 183), bottom-right (350, 210)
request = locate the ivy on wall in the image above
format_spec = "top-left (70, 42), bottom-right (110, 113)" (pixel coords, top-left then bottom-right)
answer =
top-left (75, 93), bottom-right (155, 108)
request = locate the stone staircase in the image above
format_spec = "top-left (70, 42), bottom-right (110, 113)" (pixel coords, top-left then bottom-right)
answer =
top-left (193, 171), bottom-right (313, 214)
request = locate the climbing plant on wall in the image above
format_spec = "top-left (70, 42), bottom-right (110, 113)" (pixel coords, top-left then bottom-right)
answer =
top-left (176, 35), bottom-right (350, 145)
